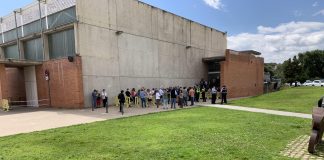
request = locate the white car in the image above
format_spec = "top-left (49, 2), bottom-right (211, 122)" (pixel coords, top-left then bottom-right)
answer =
top-left (303, 80), bottom-right (313, 86)
top-left (312, 80), bottom-right (323, 87)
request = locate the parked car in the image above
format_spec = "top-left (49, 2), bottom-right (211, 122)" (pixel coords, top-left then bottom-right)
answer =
top-left (303, 80), bottom-right (313, 86)
top-left (312, 80), bottom-right (323, 87)
top-left (296, 81), bottom-right (301, 86)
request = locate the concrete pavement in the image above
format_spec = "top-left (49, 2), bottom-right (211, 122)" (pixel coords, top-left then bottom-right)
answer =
top-left (199, 103), bottom-right (312, 119)
top-left (0, 106), bottom-right (190, 137)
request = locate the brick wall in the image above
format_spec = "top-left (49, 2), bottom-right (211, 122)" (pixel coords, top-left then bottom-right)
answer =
top-left (36, 56), bottom-right (84, 108)
top-left (0, 64), bottom-right (8, 99)
top-left (220, 50), bottom-right (264, 98)
top-left (5, 68), bottom-right (26, 102)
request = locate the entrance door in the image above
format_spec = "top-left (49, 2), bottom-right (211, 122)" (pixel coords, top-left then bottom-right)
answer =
top-left (207, 62), bottom-right (221, 88)
top-left (208, 72), bottom-right (220, 88)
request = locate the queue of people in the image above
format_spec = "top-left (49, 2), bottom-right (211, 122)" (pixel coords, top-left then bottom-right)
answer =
top-left (91, 84), bottom-right (228, 115)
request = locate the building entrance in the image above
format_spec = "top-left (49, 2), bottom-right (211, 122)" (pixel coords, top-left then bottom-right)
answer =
top-left (0, 61), bottom-right (47, 110)
top-left (203, 56), bottom-right (224, 89)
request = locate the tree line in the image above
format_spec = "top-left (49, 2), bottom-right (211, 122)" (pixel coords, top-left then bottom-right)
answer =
top-left (265, 50), bottom-right (324, 83)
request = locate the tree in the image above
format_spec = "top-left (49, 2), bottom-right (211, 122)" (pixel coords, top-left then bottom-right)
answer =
top-left (302, 50), bottom-right (324, 79)
top-left (282, 50), bottom-right (324, 83)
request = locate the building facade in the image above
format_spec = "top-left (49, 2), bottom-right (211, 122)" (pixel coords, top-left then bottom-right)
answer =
top-left (0, 0), bottom-right (263, 108)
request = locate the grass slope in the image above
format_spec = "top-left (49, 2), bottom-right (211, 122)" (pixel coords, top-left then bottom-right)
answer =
top-left (230, 87), bottom-right (324, 114)
top-left (0, 107), bottom-right (310, 160)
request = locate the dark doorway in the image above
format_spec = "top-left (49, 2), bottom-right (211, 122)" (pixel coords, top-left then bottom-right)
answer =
top-left (202, 56), bottom-right (225, 89)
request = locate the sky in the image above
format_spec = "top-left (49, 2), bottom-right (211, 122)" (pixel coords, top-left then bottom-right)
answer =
top-left (1, 0), bottom-right (324, 63)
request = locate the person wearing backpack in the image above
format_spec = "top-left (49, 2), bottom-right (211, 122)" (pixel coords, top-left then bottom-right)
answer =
top-left (118, 90), bottom-right (125, 115)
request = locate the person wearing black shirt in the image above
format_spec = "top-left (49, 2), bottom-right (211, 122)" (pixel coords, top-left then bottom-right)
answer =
top-left (221, 85), bottom-right (228, 104)
top-left (125, 88), bottom-right (131, 107)
top-left (118, 90), bottom-right (125, 115)
top-left (170, 87), bottom-right (177, 109)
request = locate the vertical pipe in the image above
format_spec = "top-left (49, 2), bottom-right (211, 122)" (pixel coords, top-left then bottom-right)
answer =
top-left (14, 11), bottom-right (21, 60)
top-left (38, 0), bottom-right (46, 61)
top-left (45, 3), bottom-right (49, 30)
top-left (0, 19), bottom-right (4, 43)
top-left (20, 13), bottom-right (24, 37)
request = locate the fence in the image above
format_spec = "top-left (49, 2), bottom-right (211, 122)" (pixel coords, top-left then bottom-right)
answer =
top-left (0, 99), bottom-right (50, 111)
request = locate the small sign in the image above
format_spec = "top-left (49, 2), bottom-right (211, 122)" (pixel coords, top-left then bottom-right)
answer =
top-left (45, 70), bottom-right (50, 81)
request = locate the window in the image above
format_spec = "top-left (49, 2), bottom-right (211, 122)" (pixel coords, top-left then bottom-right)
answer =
top-left (48, 29), bottom-right (75, 59)
top-left (4, 44), bottom-right (19, 59)
top-left (24, 38), bottom-right (43, 61)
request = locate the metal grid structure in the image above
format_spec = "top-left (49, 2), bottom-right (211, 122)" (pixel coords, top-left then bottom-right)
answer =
top-left (0, 0), bottom-right (76, 45)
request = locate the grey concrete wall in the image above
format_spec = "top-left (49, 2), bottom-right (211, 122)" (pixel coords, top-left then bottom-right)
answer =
top-left (24, 66), bottom-right (39, 107)
top-left (76, 0), bottom-right (227, 107)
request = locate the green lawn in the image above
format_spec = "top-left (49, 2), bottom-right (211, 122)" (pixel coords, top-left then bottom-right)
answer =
top-left (0, 107), bottom-right (310, 160)
top-left (230, 87), bottom-right (324, 114)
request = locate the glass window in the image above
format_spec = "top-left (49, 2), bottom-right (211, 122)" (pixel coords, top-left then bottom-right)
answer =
top-left (4, 44), bottom-right (19, 59)
top-left (48, 29), bottom-right (75, 59)
top-left (24, 38), bottom-right (43, 61)
top-left (47, 7), bottom-right (76, 29)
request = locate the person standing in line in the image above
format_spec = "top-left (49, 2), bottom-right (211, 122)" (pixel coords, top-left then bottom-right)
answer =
top-left (170, 87), bottom-right (177, 109)
top-left (101, 89), bottom-right (108, 112)
top-left (125, 88), bottom-right (131, 107)
top-left (162, 89), bottom-right (169, 109)
top-left (159, 88), bottom-right (164, 106)
top-left (202, 87), bottom-right (206, 102)
top-left (140, 88), bottom-right (147, 108)
top-left (179, 90), bottom-right (184, 108)
top-left (92, 89), bottom-right (97, 111)
top-left (96, 92), bottom-right (101, 107)
top-left (118, 90), bottom-right (125, 115)
top-left (183, 87), bottom-right (188, 107)
top-left (211, 86), bottom-right (217, 104)
top-left (167, 87), bottom-right (171, 104)
top-left (189, 87), bottom-right (195, 106)
top-left (196, 86), bottom-right (201, 102)
top-left (131, 88), bottom-right (137, 104)
top-left (221, 85), bottom-right (228, 104)
top-left (155, 90), bottom-right (161, 108)
top-left (194, 86), bottom-right (198, 102)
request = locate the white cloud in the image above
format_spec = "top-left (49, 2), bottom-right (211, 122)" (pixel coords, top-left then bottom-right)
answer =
top-left (293, 10), bottom-right (302, 17)
top-left (313, 9), bottom-right (324, 16)
top-left (203, 0), bottom-right (223, 10)
top-left (313, 1), bottom-right (318, 7)
top-left (228, 21), bottom-right (324, 63)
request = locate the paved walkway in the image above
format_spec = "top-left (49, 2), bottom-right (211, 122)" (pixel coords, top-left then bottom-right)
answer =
top-left (0, 103), bottom-right (312, 137)
top-left (0, 106), bottom-right (193, 137)
top-left (199, 103), bottom-right (312, 119)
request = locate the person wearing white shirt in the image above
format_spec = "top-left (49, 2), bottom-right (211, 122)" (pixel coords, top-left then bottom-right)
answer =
top-left (101, 89), bottom-right (108, 109)
top-left (155, 90), bottom-right (161, 108)
top-left (211, 86), bottom-right (217, 104)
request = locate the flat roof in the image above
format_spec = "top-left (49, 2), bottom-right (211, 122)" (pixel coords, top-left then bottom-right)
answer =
top-left (202, 56), bottom-right (226, 63)
top-left (228, 49), bottom-right (262, 56)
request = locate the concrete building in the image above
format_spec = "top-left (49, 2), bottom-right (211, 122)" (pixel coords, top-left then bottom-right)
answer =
top-left (0, 0), bottom-right (263, 109)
